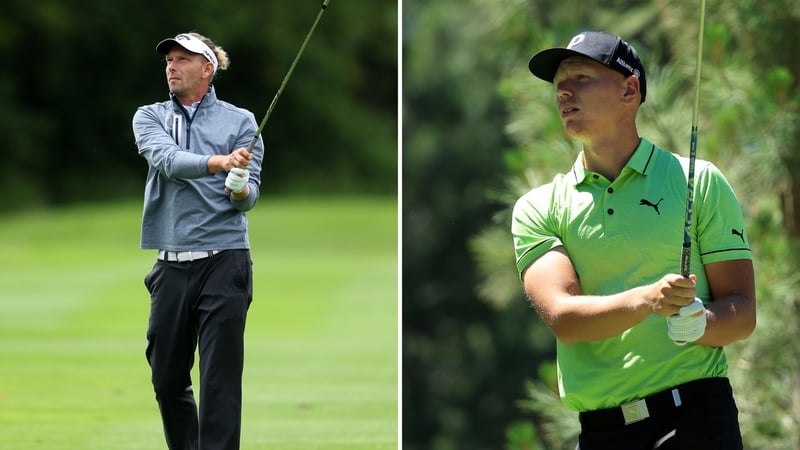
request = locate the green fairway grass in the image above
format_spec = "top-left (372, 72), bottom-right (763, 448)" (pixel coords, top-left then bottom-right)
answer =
top-left (0, 196), bottom-right (398, 449)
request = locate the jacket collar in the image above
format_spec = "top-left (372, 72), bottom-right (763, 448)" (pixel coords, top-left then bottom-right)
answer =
top-left (169, 84), bottom-right (218, 110)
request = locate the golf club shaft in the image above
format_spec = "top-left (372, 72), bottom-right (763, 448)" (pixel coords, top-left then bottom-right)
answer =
top-left (680, 0), bottom-right (706, 278)
top-left (245, 0), bottom-right (331, 153)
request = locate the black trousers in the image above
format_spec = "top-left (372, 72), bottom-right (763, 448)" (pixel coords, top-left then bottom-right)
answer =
top-left (144, 250), bottom-right (253, 450)
top-left (577, 377), bottom-right (743, 450)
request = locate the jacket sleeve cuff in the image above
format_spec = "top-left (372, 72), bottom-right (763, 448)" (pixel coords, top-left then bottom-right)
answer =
top-left (231, 183), bottom-right (259, 211)
top-left (170, 153), bottom-right (211, 179)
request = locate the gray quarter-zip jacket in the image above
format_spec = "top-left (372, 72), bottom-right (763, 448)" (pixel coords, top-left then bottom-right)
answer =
top-left (133, 85), bottom-right (264, 251)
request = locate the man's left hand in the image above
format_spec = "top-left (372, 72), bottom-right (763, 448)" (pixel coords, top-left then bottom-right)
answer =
top-left (225, 168), bottom-right (250, 194)
top-left (668, 298), bottom-right (707, 345)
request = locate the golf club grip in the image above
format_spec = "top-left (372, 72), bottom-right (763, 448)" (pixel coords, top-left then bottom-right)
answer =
top-left (245, 135), bottom-right (259, 154)
top-left (681, 127), bottom-right (698, 278)
top-left (680, 245), bottom-right (691, 278)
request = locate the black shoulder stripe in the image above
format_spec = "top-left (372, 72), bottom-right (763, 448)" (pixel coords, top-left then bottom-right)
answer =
top-left (517, 240), bottom-right (551, 263)
top-left (700, 247), bottom-right (751, 256)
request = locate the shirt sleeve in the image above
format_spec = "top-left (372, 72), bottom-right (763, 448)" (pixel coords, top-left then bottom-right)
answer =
top-left (133, 106), bottom-right (210, 180)
top-left (694, 161), bottom-right (752, 264)
top-left (512, 183), bottom-right (564, 279)
top-left (229, 110), bottom-right (264, 212)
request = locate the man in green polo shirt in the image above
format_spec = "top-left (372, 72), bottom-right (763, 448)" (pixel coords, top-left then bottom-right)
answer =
top-left (512, 31), bottom-right (755, 449)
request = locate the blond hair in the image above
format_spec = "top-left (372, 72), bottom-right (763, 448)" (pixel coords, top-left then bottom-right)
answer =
top-left (187, 32), bottom-right (230, 78)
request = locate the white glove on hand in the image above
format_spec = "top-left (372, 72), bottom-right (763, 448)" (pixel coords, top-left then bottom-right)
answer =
top-left (668, 298), bottom-right (707, 345)
top-left (225, 168), bottom-right (250, 194)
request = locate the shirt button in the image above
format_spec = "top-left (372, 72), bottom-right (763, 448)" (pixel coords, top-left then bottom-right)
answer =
top-left (607, 187), bottom-right (614, 194)
top-left (607, 208), bottom-right (614, 215)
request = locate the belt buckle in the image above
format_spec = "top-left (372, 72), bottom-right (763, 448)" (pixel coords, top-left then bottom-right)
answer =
top-left (621, 398), bottom-right (650, 425)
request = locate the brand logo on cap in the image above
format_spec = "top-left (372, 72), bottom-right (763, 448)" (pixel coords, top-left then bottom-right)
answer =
top-left (171, 34), bottom-right (218, 74)
top-left (568, 34), bottom-right (586, 49)
top-left (616, 57), bottom-right (640, 78)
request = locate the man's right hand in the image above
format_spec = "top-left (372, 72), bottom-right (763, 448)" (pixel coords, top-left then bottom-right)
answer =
top-left (644, 274), bottom-right (698, 317)
top-left (208, 148), bottom-right (253, 173)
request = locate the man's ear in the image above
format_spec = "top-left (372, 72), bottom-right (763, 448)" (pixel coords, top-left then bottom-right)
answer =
top-left (202, 62), bottom-right (215, 80)
top-left (622, 75), bottom-right (641, 104)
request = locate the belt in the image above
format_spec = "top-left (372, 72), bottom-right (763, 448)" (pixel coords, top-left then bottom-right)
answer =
top-left (158, 250), bottom-right (220, 262)
top-left (579, 377), bottom-right (732, 429)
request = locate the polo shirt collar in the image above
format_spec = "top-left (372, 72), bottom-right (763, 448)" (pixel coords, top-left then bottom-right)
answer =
top-left (568, 138), bottom-right (656, 185)
top-left (626, 137), bottom-right (657, 175)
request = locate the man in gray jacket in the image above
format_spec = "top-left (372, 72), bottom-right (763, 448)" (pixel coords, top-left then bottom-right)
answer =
top-left (132, 32), bottom-right (264, 449)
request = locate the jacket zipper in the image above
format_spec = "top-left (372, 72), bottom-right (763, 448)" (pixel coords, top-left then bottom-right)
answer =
top-left (171, 94), bottom-right (207, 150)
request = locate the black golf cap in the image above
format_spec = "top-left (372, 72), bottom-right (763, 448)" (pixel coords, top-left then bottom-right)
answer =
top-left (528, 31), bottom-right (647, 103)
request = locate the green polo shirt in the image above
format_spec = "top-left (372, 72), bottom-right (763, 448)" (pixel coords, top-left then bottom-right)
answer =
top-left (512, 138), bottom-right (752, 411)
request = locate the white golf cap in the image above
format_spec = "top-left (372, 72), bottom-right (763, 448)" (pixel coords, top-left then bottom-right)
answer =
top-left (156, 33), bottom-right (218, 74)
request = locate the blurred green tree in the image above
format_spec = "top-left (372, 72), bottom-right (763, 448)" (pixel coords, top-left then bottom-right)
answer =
top-left (468, 0), bottom-right (800, 448)
top-left (403, 0), bottom-right (553, 448)
top-left (0, 0), bottom-right (397, 210)
top-left (403, 0), bottom-right (798, 448)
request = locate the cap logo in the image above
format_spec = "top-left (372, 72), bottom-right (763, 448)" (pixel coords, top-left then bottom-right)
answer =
top-left (567, 34), bottom-right (585, 49)
top-left (172, 34), bottom-right (219, 74)
top-left (615, 56), bottom-right (639, 77)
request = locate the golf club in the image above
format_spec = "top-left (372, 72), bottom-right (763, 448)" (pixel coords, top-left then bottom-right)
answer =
top-left (245, 0), bottom-right (331, 153)
top-left (680, 0), bottom-right (706, 278)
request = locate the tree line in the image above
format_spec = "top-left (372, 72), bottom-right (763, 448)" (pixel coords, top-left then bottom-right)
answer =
top-left (404, 0), bottom-right (799, 448)
top-left (0, 0), bottom-right (397, 211)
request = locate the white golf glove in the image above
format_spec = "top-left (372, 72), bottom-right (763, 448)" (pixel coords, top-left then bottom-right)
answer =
top-left (225, 168), bottom-right (250, 194)
top-left (668, 298), bottom-right (707, 345)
